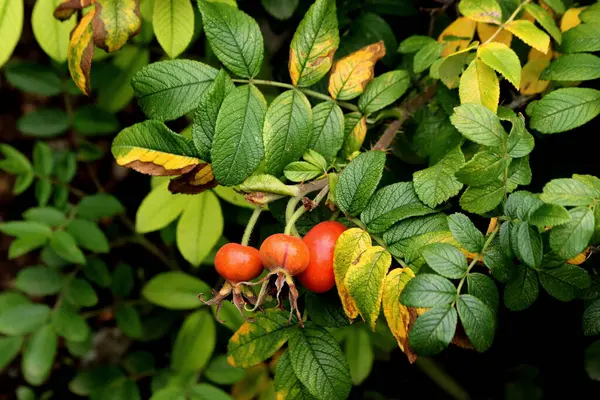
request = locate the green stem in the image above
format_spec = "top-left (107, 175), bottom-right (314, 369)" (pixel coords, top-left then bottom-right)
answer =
top-left (232, 78), bottom-right (360, 112)
top-left (482, 0), bottom-right (531, 45)
top-left (415, 357), bottom-right (471, 400)
top-left (241, 207), bottom-right (262, 246)
top-left (285, 197), bottom-right (302, 237)
top-left (284, 186), bottom-right (329, 235)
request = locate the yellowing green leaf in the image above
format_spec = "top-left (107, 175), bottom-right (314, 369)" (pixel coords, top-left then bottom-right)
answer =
top-left (333, 228), bottom-right (372, 319)
top-left (67, 6), bottom-right (95, 95)
top-left (524, 3), bottom-right (562, 44)
top-left (505, 19), bottom-right (551, 53)
top-left (328, 41), bottom-right (386, 100)
top-left (0, 0), bottom-right (23, 68)
top-left (344, 246), bottom-right (391, 330)
top-left (477, 42), bottom-right (521, 89)
top-left (93, 0), bottom-right (141, 53)
top-left (458, 0), bottom-right (502, 24)
top-left (560, 7), bottom-right (584, 32)
top-left (289, 0), bottom-right (339, 87)
top-left (153, 0), bottom-right (194, 58)
top-left (340, 113), bottom-right (367, 159)
top-left (382, 268), bottom-right (418, 363)
top-left (520, 59), bottom-right (550, 95)
top-left (32, 0), bottom-right (75, 63)
top-left (476, 22), bottom-right (512, 46)
top-left (438, 17), bottom-right (476, 57)
top-left (459, 59), bottom-right (500, 112)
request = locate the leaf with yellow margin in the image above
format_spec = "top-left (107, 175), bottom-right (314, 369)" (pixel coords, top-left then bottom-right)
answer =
top-left (340, 113), bottom-right (367, 159)
top-left (505, 20), bottom-right (551, 53)
top-left (67, 6), bottom-right (96, 95)
top-left (477, 42), bottom-right (521, 89)
top-left (520, 59), bottom-right (550, 95)
top-left (476, 22), bottom-right (512, 46)
top-left (111, 120), bottom-right (202, 176)
top-left (328, 41), bottom-right (386, 100)
top-left (54, 0), bottom-right (94, 20)
top-left (382, 267), bottom-right (418, 363)
top-left (333, 228), bottom-right (372, 320)
top-left (168, 163), bottom-right (218, 194)
top-left (289, 0), bottom-right (339, 87)
top-left (344, 246), bottom-right (392, 330)
top-left (459, 58), bottom-right (500, 113)
top-left (560, 7), bottom-right (584, 32)
top-left (458, 0), bottom-right (503, 24)
top-left (92, 0), bottom-right (141, 53)
top-left (438, 17), bottom-right (476, 57)
top-left (227, 310), bottom-right (297, 368)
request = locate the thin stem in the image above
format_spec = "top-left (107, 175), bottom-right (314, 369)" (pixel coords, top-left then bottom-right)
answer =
top-left (482, 0), bottom-right (531, 45)
top-left (284, 186), bottom-right (329, 235)
top-left (285, 197), bottom-right (302, 237)
top-left (415, 357), bottom-right (471, 400)
top-left (241, 207), bottom-right (262, 246)
top-left (232, 79), bottom-right (360, 112)
top-left (455, 226), bottom-right (500, 298)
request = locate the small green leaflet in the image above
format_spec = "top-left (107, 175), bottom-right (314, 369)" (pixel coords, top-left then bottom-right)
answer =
top-left (422, 243), bottom-right (468, 279)
top-left (336, 151), bottom-right (386, 216)
top-left (450, 103), bottom-right (507, 147)
top-left (456, 294), bottom-right (495, 352)
top-left (549, 206), bottom-right (594, 260)
top-left (400, 274), bottom-right (457, 307)
top-left (413, 146), bottom-right (465, 208)
top-left (447, 213), bottom-right (485, 253)
top-left (408, 306), bottom-right (457, 356)
top-left (528, 88), bottom-right (600, 134)
top-left (540, 53), bottom-right (600, 82)
top-left (538, 264), bottom-right (590, 302)
top-left (358, 70), bottom-right (410, 115)
top-left (504, 266), bottom-right (539, 311)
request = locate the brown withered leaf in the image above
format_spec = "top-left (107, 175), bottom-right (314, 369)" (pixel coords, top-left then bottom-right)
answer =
top-left (168, 163), bottom-right (219, 194)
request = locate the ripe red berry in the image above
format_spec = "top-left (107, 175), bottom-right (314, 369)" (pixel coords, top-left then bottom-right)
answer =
top-left (297, 221), bottom-right (347, 293)
top-left (214, 243), bottom-right (263, 282)
top-left (259, 233), bottom-right (310, 276)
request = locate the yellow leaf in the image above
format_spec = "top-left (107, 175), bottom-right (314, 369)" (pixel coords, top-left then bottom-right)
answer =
top-left (333, 228), bottom-right (372, 320)
top-left (67, 6), bottom-right (96, 95)
top-left (344, 246), bottom-right (392, 330)
top-left (458, 0), bottom-right (502, 24)
top-left (459, 58), bottom-right (500, 112)
top-left (560, 7), bottom-right (584, 32)
top-left (567, 247), bottom-right (591, 265)
top-left (505, 19), bottom-right (550, 53)
top-left (328, 41), bottom-right (386, 100)
top-left (476, 22), bottom-right (512, 46)
top-left (382, 268), bottom-right (418, 363)
top-left (340, 113), bottom-right (367, 159)
top-left (520, 59), bottom-right (550, 95)
top-left (528, 46), bottom-right (553, 61)
top-left (438, 17), bottom-right (476, 57)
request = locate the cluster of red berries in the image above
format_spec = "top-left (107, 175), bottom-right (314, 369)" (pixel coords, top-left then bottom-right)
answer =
top-left (200, 221), bottom-right (347, 324)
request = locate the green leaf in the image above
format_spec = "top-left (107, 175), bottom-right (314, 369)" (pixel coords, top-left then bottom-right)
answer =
top-left (33, 141), bottom-right (53, 177)
top-left (189, 384), bottom-right (232, 400)
top-left (227, 310), bottom-right (297, 368)
top-left (304, 292), bottom-right (350, 328)
top-left (14, 265), bottom-right (62, 296)
top-left (132, 60), bottom-right (218, 121)
top-left (52, 304), bottom-right (90, 342)
top-left (288, 325), bottom-right (351, 400)
top-left (136, 181), bottom-right (190, 233)
top-left (239, 174), bottom-right (299, 196)
top-left (524, 3), bottom-right (561, 44)
top-left (450, 103), bottom-right (507, 147)
top-left (504, 266), bottom-right (538, 311)
top-left (115, 303), bottom-right (142, 338)
top-left (205, 355), bottom-right (245, 385)
top-left (112, 120), bottom-right (201, 176)
top-left (538, 264), bottom-right (590, 301)
top-left (339, 112), bottom-right (366, 158)
top-left (400, 274), bottom-right (457, 307)
top-left (284, 162), bottom-right (322, 182)
top-left (561, 23), bottom-right (600, 53)
top-left (360, 182), bottom-right (435, 234)
top-left (4, 62), bottom-right (61, 96)
top-left (176, 191), bottom-right (223, 266)
top-left (153, 0), bottom-right (194, 58)
top-left (310, 101), bottom-right (344, 164)
top-left (0, 0), bottom-right (20, 63)
top-left (263, 90), bottom-right (313, 177)
top-left (17, 108), bottom-right (68, 138)
top-left (398, 35), bottom-right (437, 53)
top-left (458, 0), bottom-right (502, 24)
top-left (456, 150), bottom-right (507, 186)
top-left (34, 180), bottom-right (52, 207)
top-left (483, 235), bottom-right (515, 282)
top-left (22, 207), bottom-right (64, 227)
top-left (528, 87), bottom-right (600, 134)
top-left (68, 366), bottom-right (125, 396)
top-left (31, 0), bottom-right (74, 63)
top-left (261, 0), bottom-right (299, 20)
top-left (447, 212), bottom-right (484, 253)
top-left (542, 0), bottom-right (564, 14)
top-left (77, 193), bottom-right (125, 220)
top-left (459, 58), bottom-right (499, 112)
top-left (0, 335), bottom-right (23, 371)
top-left (111, 263), bottom-right (134, 297)
top-left (515, 221), bottom-right (543, 268)
top-left (336, 151), bottom-right (386, 216)
top-left (73, 105), bottom-right (120, 136)
top-left (528, 203), bottom-right (571, 228)
top-left (408, 306), bottom-right (457, 356)
top-left (345, 327), bottom-right (373, 385)
top-left (66, 219), bottom-right (109, 254)
top-left (83, 258), bottom-right (112, 288)
top-left (456, 294), bottom-right (495, 352)
top-left (53, 151), bottom-right (76, 183)
top-left (0, 221), bottom-right (53, 238)
top-left (467, 272), bottom-right (499, 312)
top-left (65, 278), bottom-right (98, 308)
top-left (477, 42), bottom-right (521, 89)
top-left (504, 191), bottom-right (543, 221)
top-left (549, 206), bottom-right (594, 259)
top-left (199, 1), bottom-right (264, 78)
top-left (460, 181), bottom-right (505, 214)
top-left (383, 213), bottom-right (449, 255)
top-left (288, 0), bottom-right (339, 87)
top-left (192, 69), bottom-right (236, 161)
top-left (274, 350), bottom-right (316, 400)
top-left (505, 19), bottom-right (550, 53)
top-left (541, 53), bottom-right (600, 82)
top-left (172, 309), bottom-right (215, 372)
top-left (50, 231), bottom-right (86, 264)
top-left (540, 178), bottom-right (598, 206)
top-left (413, 146), bottom-right (465, 208)
top-left (8, 235), bottom-right (48, 259)
top-left (422, 243), bottom-right (468, 279)
top-left (211, 84), bottom-right (267, 186)
top-left (21, 324), bottom-right (57, 386)
top-left (583, 299), bottom-right (600, 336)
top-left (358, 70), bottom-right (410, 114)
top-left (0, 302), bottom-right (50, 335)
top-left (0, 143), bottom-right (32, 176)
top-left (142, 271), bottom-right (210, 309)
top-left (506, 114), bottom-right (535, 158)
top-left (413, 41), bottom-right (444, 73)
